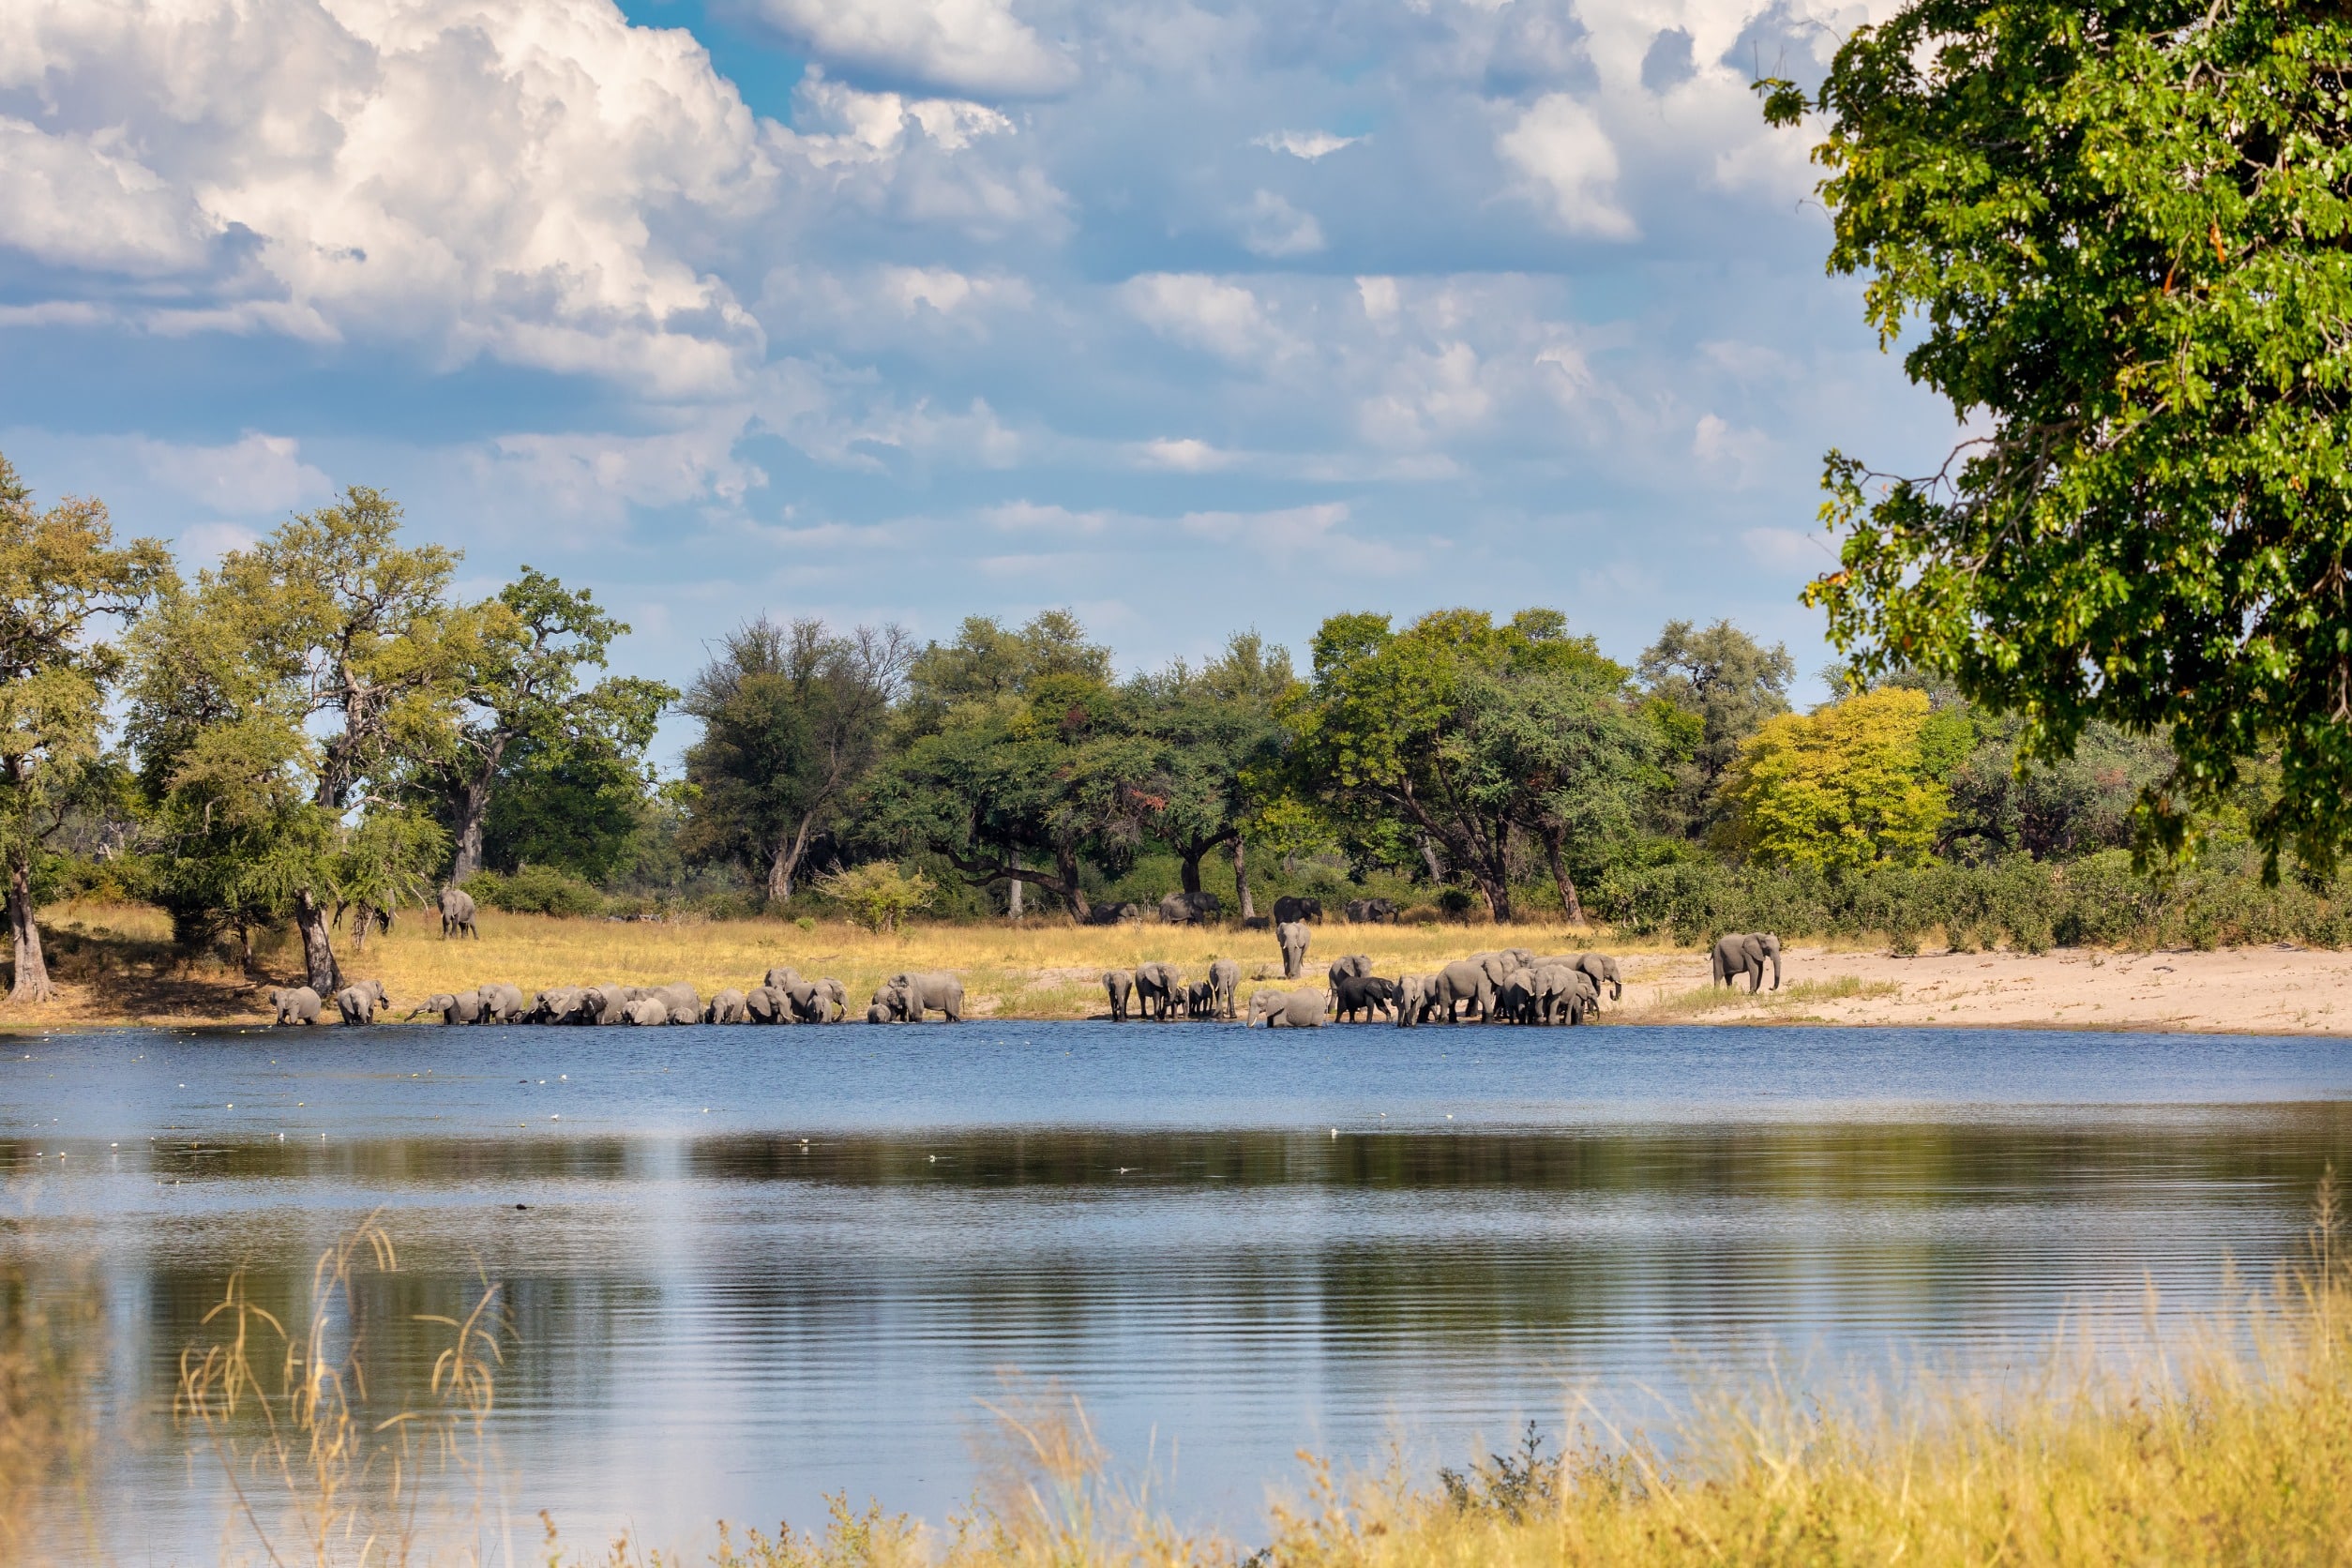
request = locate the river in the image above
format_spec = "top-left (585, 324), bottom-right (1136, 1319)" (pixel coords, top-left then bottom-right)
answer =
top-left (5, 1020), bottom-right (2349, 1556)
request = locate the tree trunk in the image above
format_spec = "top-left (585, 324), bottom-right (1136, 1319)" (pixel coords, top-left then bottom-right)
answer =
top-left (449, 777), bottom-right (493, 882)
top-left (1180, 845), bottom-right (1204, 896)
top-left (769, 814), bottom-right (819, 903)
top-left (1231, 838), bottom-right (1254, 920)
top-left (1007, 852), bottom-right (1024, 917)
top-left (1538, 830), bottom-right (1587, 925)
top-left (8, 858), bottom-right (52, 1003)
top-left (1418, 837), bottom-right (1448, 886)
top-left (1056, 847), bottom-right (1092, 921)
top-left (294, 888), bottom-right (342, 995)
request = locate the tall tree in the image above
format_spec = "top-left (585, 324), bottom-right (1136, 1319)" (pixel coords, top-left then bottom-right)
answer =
top-left (1718, 687), bottom-right (1954, 871)
top-left (1762, 3), bottom-right (2352, 874)
top-left (128, 488), bottom-right (468, 992)
top-left (1128, 632), bottom-right (1300, 903)
top-left (680, 616), bottom-right (911, 900)
top-left (445, 567), bottom-right (671, 882)
top-left (1289, 608), bottom-right (1655, 921)
top-left (476, 674), bottom-right (671, 882)
top-left (0, 455), bottom-right (169, 1001)
top-left (1638, 619), bottom-right (1794, 837)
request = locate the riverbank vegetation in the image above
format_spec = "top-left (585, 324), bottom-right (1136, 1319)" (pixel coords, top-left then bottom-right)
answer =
top-left (7, 1192), bottom-right (2352, 1563)
top-left (6, 450), bottom-right (2351, 1015)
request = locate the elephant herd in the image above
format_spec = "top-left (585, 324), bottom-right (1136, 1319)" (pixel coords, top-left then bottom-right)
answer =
top-left (1099, 948), bottom-right (1629, 1029)
top-left (264, 965), bottom-right (972, 1027)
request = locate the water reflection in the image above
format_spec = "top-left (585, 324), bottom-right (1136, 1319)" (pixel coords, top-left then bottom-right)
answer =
top-left (2, 1024), bottom-right (2348, 1554)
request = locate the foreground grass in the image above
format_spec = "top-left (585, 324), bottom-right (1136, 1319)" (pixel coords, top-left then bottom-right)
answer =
top-left (10, 903), bottom-right (1655, 1025)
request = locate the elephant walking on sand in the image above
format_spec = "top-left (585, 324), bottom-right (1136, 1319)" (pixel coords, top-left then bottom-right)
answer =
top-left (1275, 921), bottom-right (1310, 979)
top-left (1711, 933), bottom-right (1783, 993)
top-left (439, 885), bottom-right (477, 939)
top-left (1103, 969), bottom-right (1135, 1021)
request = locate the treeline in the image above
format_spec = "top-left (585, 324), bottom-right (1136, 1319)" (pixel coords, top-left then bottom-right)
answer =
top-left (2, 463), bottom-right (2340, 1006)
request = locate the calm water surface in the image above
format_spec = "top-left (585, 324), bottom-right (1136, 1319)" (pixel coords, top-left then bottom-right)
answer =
top-left (6, 1020), bottom-right (2352, 1555)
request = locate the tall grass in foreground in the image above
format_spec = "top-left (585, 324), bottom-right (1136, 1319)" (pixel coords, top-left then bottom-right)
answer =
top-left (11, 1189), bottom-right (2352, 1563)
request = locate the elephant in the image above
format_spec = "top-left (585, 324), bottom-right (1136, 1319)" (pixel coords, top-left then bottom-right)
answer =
top-left (583, 984), bottom-right (632, 1025)
top-left (410, 989), bottom-right (486, 1025)
top-left (646, 983), bottom-right (701, 1024)
top-left (1185, 981), bottom-right (1215, 1018)
top-left (866, 1003), bottom-right (893, 1024)
top-left (1327, 954), bottom-right (1374, 988)
top-left (1102, 969), bottom-right (1134, 1021)
top-left (1495, 971), bottom-right (1540, 1025)
top-left (1207, 958), bottom-right (1241, 1018)
top-left (1085, 901), bottom-right (1147, 926)
top-left (776, 980), bottom-right (830, 1022)
top-left (1429, 960), bottom-right (1497, 1023)
top-left (1133, 961), bottom-right (1183, 1021)
top-left (475, 982), bottom-right (527, 1023)
top-left (333, 979), bottom-right (389, 1026)
top-left (439, 885), bottom-right (478, 939)
top-left (1275, 920), bottom-right (1310, 980)
top-left (1241, 915), bottom-right (1272, 931)
top-left (813, 977), bottom-right (848, 1020)
top-left (1571, 954), bottom-right (1622, 1003)
top-left (883, 971), bottom-right (965, 1022)
top-left (1332, 973), bottom-right (1396, 1023)
top-left (1158, 890), bottom-right (1224, 925)
top-left (1711, 932), bottom-right (1783, 993)
top-left (705, 988), bottom-right (749, 1024)
top-left (269, 986), bottom-right (323, 1025)
top-left (763, 966), bottom-right (801, 990)
top-left (532, 988), bottom-right (592, 1025)
top-left (1248, 989), bottom-right (1327, 1028)
top-left (622, 996), bottom-right (671, 1026)
top-left (746, 985), bottom-right (789, 1024)
top-left (1394, 974), bottom-right (1438, 1028)
top-left (1273, 896), bottom-right (1323, 925)
top-left (1344, 897), bottom-right (1400, 924)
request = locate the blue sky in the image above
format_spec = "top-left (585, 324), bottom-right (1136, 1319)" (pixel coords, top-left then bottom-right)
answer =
top-left (0, 0), bottom-right (1952, 761)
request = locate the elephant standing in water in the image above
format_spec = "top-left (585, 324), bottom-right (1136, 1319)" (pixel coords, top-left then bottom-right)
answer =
top-left (1102, 969), bottom-right (1135, 1021)
top-left (1275, 921), bottom-right (1310, 979)
top-left (269, 986), bottom-right (323, 1025)
top-left (1248, 989), bottom-right (1327, 1028)
top-left (1207, 959), bottom-right (1241, 1018)
top-left (1133, 962), bottom-right (1182, 1021)
top-left (1711, 933), bottom-right (1782, 993)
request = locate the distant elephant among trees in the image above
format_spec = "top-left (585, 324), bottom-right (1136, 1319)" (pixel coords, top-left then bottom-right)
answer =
top-left (1086, 902), bottom-right (1146, 926)
top-left (1273, 896), bottom-right (1323, 925)
top-left (439, 886), bottom-right (477, 939)
top-left (1344, 898), bottom-right (1399, 924)
top-left (1158, 890), bottom-right (1222, 925)
top-left (1711, 933), bottom-right (1782, 993)
top-left (1275, 921), bottom-right (1310, 979)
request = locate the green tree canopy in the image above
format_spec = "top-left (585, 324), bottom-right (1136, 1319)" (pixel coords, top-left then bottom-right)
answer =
top-left (1720, 687), bottom-right (1954, 871)
top-left (1126, 632), bottom-right (1301, 904)
top-left (0, 454), bottom-right (168, 1000)
top-left (1769, 0), bottom-right (2352, 875)
top-left (1638, 618), bottom-right (1795, 837)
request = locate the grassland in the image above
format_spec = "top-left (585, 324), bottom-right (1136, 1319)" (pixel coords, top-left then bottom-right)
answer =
top-left (5, 902), bottom-right (1666, 1026)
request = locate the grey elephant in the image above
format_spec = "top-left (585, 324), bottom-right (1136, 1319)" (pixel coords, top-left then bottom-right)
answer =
top-left (269, 986), bottom-right (323, 1025)
top-left (883, 971), bottom-right (965, 1022)
top-left (333, 979), bottom-right (389, 1026)
top-left (1184, 981), bottom-right (1214, 1017)
top-left (1248, 989), bottom-right (1327, 1028)
top-left (410, 989), bottom-right (485, 1025)
top-left (1207, 958), bottom-right (1241, 1018)
top-left (1158, 889), bottom-right (1223, 925)
top-left (1132, 961), bottom-right (1182, 1021)
top-left (775, 979), bottom-right (825, 1022)
top-left (746, 985), bottom-right (788, 1024)
top-left (439, 885), bottom-right (477, 939)
top-left (1394, 974), bottom-right (1437, 1028)
top-left (649, 983), bottom-right (701, 1024)
top-left (1572, 954), bottom-right (1622, 1003)
top-left (532, 987), bottom-right (591, 1025)
top-left (812, 977), bottom-right (848, 1021)
top-left (582, 984), bottom-right (631, 1025)
top-left (1332, 973), bottom-right (1396, 1023)
top-left (1102, 969), bottom-right (1134, 1021)
top-left (1327, 954), bottom-right (1373, 988)
top-left (1275, 920), bottom-right (1310, 979)
top-left (622, 996), bottom-right (670, 1025)
top-left (1429, 959), bottom-right (1496, 1023)
top-left (763, 965), bottom-right (801, 990)
top-left (705, 988), bottom-right (749, 1024)
top-left (475, 982), bottom-right (527, 1023)
top-left (1085, 901), bottom-right (1146, 926)
top-left (866, 1002), bottom-right (893, 1023)
top-left (1711, 932), bottom-right (1783, 993)
top-left (1273, 895), bottom-right (1322, 925)
top-left (1344, 897), bottom-right (1399, 924)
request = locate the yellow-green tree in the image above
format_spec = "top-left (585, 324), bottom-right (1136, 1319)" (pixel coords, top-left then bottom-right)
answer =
top-left (1719, 688), bottom-right (1950, 871)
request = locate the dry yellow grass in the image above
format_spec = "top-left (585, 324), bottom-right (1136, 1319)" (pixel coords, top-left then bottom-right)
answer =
top-left (6, 903), bottom-right (1671, 1026)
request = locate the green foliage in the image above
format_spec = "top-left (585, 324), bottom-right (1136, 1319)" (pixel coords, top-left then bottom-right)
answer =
top-left (467, 864), bottom-right (608, 918)
top-left (1776, 1), bottom-right (2352, 877)
top-left (1720, 688), bottom-right (1952, 871)
top-left (1638, 618), bottom-right (1795, 837)
top-left (815, 861), bottom-right (935, 932)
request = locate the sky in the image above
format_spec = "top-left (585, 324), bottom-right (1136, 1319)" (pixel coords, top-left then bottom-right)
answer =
top-left (0, 0), bottom-right (1953, 762)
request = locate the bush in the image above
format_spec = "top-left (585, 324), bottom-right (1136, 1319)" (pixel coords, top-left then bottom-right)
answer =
top-left (816, 862), bottom-right (936, 932)
top-left (467, 865), bottom-right (607, 918)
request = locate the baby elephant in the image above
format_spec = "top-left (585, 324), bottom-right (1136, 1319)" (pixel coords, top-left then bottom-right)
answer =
top-left (704, 988), bottom-right (749, 1024)
top-left (269, 986), bottom-right (323, 1025)
top-left (622, 996), bottom-right (671, 1026)
top-left (334, 979), bottom-right (390, 1026)
top-left (1102, 969), bottom-right (1135, 1021)
top-left (1184, 981), bottom-right (1215, 1018)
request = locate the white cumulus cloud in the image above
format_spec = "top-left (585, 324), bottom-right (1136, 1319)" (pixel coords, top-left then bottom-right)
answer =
top-left (750, 0), bottom-right (1075, 97)
top-left (1122, 274), bottom-right (1283, 363)
top-left (1497, 94), bottom-right (1636, 240)
top-left (1255, 129), bottom-right (1360, 160)
top-left (135, 432), bottom-right (333, 516)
